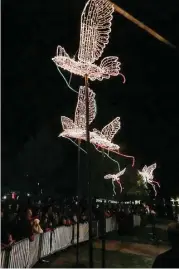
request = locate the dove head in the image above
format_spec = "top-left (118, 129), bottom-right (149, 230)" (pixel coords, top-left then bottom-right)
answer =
top-left (110, 143), bottom-right (120, 151)
top-left (59, 128), bottom-right (87, 141)
top-left (58, 131), bottom-right (66, 138)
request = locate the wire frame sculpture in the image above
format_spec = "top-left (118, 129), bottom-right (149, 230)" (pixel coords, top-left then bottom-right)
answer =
top-left (52, 0), bottom-right (125, 82)
top-left (59, 86), bottom-right (97, 145)
top-left (138, 163), bottom-right (160, 196)
top-left (90, 117), bottom-right (135, 167)
top-left (104, 167), bottom-right (126, 195)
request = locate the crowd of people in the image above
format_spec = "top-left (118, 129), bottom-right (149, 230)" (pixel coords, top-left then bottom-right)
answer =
top-left (1, 200), bottom-right (89, 246)
top-left (1, 196), bottom-right (148, 247)
top-left (2, 196), bottom-right (179, 268)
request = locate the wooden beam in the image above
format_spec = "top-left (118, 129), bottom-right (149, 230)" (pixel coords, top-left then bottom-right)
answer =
top-left (109, 1), bottom-right (176, 49)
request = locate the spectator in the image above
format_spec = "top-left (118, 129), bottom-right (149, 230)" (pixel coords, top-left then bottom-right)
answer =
top-left (32, 219), bottom-right (43, 234)
top-left (81, 212), bottom-right (88, 223)
top-left (152, 222), bottom-right (179, 268)
top-left (1, 209), bottom-right (14, 245)
top-left (72, 213), bottom-right (78, 224)
top-left (19, 208), bottom-right (34, 241)
top-left (53, 212), bottom-right (60, 227)
top-left (41, 212), bottom-right (52, 231)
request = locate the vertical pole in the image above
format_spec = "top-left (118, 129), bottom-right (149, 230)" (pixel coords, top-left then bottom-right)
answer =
top-left (101, 150), bottom-right (106, 268)
top-left (76, 140), bottom-right (81, 266)
top-left (85, 74), bottom-right (93, 268)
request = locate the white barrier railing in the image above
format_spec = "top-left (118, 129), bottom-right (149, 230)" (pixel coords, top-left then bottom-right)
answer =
top-left (51, 225), bottom-right (73, 254)
top-left (1, 217), bottom-right (117, 268)
top-left (27, 234), bottom-right (40, 268)
top-left (73, 223), bottom-right (89, 244)
top-left (1, 249), bottom-right (6, 268)
top-left (39, 231), bottom-right (51, 259)
top-left (8, 239), bottom-right (30, 268)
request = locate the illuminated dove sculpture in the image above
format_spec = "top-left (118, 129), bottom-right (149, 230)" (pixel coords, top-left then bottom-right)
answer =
top-left (90, 117), bottom-right (135, 166)
top-left (138, 163), bottom-right (160, 196)
top-left (52, 0), bottom-right (125, 82)
top-left (59, 86), bottom-right (96, 142)
top-left (104, 167), bottom-right (126, 195)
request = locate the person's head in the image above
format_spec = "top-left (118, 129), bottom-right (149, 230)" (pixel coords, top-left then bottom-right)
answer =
top-left (26, 208), bottom-right (32, 219)
top-left (167, 222), bottom-right (179, 248)
top-left (33, 219), bottom-right (40, 226)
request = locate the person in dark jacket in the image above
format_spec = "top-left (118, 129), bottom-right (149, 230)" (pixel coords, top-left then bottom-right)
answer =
top-left (152, 222), bottom-right (179, 268)
top-left (1, 210), bottom-right (14, 245)
top-left (19, 208), bottom-right (34, 241)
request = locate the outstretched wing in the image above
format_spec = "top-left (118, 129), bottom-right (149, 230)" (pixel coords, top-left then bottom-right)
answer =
top-left (101, 117), bottom-right (121, 141)
top-left (74, 86), bottom-right (96, 128)
top-left (147, 163), bottom-right (157, 177)
top-left (78, 0), bottom-right (114, 63)
top-left (61, 116), bottom-right (75, 130)
top-left (104, 174), bottom-right (113, 179)
top-left (116, 167), bottom-right (126, 177)
top-left (142, 165), bottom-right (147, 172)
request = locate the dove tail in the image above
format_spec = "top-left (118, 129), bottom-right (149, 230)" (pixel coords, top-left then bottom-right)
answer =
top-left (93, 145), bottom-right (120, 172)
top-left (119, 72), bottom-right (126, 84)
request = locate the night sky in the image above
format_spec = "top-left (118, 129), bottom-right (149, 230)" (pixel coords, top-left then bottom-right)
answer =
top-left (2, 0), bottom-right (179, 196)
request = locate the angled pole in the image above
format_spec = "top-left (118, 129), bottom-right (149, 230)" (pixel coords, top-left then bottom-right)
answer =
top-left (109, 0), bottom-right (176, 49)
top-left (85, 74), bottom-right (93, 268)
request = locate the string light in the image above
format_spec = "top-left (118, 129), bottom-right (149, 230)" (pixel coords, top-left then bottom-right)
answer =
top-left (56, 67), bottom-right (78, 93)
top-left (93, 144), bottom-right (120, 171)
top-left (59, 86), bottom-right (97, 140)
top-left (52, 0), bottom-right (125, 82)
top-left (138, 163), bottom-right (160, 196)
top-left (66, 137), bottom-right (87, 154)
top-left (104, 167), bottom-right (126, 195)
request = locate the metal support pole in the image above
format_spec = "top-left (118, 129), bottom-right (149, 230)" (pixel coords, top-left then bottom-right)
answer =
top-left (76, 139), bottom-right (81, 266)
top-left (85, 74), bottom-right (93, 268)
top-left (101, 150), bottom-right (106, 268)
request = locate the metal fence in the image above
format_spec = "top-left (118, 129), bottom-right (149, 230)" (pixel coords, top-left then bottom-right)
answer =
top-left (1, 217), bottom-right (117, 268)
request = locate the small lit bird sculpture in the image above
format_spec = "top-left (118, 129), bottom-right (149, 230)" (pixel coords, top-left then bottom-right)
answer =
top-left (91, 117), bottom-right (121, 152)
top-left (104, 167), bottom-right (126, 195)
top-left (90, 117), bottom-right (135, 166)
top-left (138, 163), bottom-right (160, 196)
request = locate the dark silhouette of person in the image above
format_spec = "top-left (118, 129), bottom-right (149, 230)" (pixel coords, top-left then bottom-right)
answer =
top-left (152, 222), bottom-right (179, 268)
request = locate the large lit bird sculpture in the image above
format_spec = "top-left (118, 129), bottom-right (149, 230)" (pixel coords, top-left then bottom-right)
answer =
top-left (52, 0), bottom-right (125, 82)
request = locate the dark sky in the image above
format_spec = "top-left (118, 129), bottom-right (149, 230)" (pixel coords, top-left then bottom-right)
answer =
top-left (2, 0), bottom-right (179, 195)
